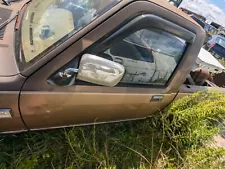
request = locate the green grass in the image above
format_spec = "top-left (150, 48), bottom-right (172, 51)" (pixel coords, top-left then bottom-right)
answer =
top-left (1, 92), bottom-right (225, 169)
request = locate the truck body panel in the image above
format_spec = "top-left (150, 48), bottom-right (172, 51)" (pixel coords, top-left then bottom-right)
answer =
top-left (0, 0), bottom-right (209, 133)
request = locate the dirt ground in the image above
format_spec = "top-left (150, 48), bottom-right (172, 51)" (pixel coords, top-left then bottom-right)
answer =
top-left (213, 135), bottom-right (225, 148)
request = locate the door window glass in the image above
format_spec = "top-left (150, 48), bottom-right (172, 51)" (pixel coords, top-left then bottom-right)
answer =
top-left (48, 29), bottom-right (187, 87)
top-left (91, 29), bottom-right (187, 86)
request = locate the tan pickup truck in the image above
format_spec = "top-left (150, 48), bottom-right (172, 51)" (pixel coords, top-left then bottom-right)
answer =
top-left (0, 0), bottom-right (222, 134)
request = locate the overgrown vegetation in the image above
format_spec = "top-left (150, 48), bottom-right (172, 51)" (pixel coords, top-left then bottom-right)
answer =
top-left (218, 58), bottom-right (225, 68)
top-left (1, 92), bottom-right (225, 169)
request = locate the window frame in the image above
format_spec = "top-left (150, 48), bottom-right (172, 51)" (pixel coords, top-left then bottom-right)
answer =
top-left (68, 14), bottom-right (195, 88)
top-left (20, 0), bottom-right (205, 95)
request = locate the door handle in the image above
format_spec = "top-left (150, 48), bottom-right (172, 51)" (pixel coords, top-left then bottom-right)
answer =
top-left (150, 95), bottom-right (164, 102)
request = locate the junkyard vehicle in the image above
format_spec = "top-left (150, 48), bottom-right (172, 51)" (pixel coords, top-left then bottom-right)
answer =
top-left (0, 0), bottom-right (221, 134)
top-left (205, 35), bottom-right (225, 59)
top-left (205, 23), bottom-right (218, 36)
top-left (189, 14), bottom-right (212, 43)
top-left (190, 15), bottom-right (205, 29)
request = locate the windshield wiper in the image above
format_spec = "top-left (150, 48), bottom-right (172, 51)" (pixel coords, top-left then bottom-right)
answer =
top-left (2, 0), bottom-right (20, 6)
top-left (0, 12), bottom-right (19, 30)
top-left (0, 0), bottom-right (32, 31)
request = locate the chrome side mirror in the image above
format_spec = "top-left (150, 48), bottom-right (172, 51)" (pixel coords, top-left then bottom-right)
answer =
top-left (77, 54), bottom-right (125, 87)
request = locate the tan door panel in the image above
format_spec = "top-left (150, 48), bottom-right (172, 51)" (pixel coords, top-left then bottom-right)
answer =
top-left (20, 91), bottom-right (175, 129)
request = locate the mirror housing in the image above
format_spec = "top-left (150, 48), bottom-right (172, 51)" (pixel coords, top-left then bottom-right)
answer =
top-left (77, 54), bottom-right (125, 87)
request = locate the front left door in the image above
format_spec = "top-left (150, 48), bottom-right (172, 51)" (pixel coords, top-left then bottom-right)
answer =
top-left (19, 1), bottom-right (203, 130)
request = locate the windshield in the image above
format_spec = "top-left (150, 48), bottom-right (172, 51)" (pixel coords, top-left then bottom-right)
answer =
top-left (20, 0), bottom-right (120, 66)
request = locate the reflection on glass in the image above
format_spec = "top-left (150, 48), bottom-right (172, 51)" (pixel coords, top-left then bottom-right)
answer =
top-left (97, 29), bottom-right (187, 85)
top-left (21, 0), bottom-right (120, 63)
